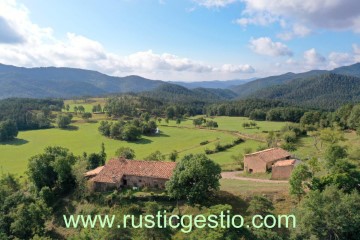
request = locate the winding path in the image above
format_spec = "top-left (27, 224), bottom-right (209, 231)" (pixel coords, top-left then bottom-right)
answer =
top-left (221, 171), bottom-right (289, 183)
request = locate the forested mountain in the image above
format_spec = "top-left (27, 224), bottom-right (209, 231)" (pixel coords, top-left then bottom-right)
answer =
top-left (140, 83), bottom-right (237, 103)
top-left (232, 62), bottom-right (360, 98)
top-left (172, 78), bottom-right (255, 89)
top-left (232, 70), bottom-right (327, 98)
top-left (250, 73), bottom-right (360, 110)
top-left (0, 64), bottom-right (165, 99)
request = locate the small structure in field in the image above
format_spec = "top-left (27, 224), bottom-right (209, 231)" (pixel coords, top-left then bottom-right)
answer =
top-left (271, 159), bottom-right (301, 180)
top-left (85, 157), bottom-right (177, 192)
top-left (243, 148), bottom-right (292, 173)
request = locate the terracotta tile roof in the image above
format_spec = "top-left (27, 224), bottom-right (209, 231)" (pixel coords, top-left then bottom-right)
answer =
top-left (273, 159), bottom-right (296, 167)
top-left (244, 148), bottom-right (291, 163)
top-left (91, 158), bottom-right (177, 184)
top-left (84, 166), bottom-right (104, 177)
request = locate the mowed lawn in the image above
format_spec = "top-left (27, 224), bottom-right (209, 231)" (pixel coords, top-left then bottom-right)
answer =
top-left (0, 121), bottom-right (263, 176)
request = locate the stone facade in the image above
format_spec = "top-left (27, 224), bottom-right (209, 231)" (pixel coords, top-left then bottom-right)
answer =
top-left (87, 158), bottom-right (177, 192)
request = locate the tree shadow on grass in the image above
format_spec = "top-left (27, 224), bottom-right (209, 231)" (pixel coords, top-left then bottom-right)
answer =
top-left (151, 133), bottom-right (170, 138)
top-left (133, 138), bottom-right (153, 144)
top-left (0, 138), bottom-right (29, 146)
top-left (60, 125), bottom-right (79, 131)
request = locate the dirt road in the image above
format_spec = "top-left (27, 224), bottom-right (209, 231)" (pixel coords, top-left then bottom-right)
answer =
top-left (221, 171), bottom-right (288, 183)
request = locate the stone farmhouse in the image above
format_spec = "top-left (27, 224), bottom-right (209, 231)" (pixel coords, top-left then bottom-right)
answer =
top-left (244, 148), bottom-right (300, 179)
top-left (85, 157), bottom-right (177, 192)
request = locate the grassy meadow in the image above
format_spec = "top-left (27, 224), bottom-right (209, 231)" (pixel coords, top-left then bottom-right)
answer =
top-left (0, 115), bottom-right (290, 176)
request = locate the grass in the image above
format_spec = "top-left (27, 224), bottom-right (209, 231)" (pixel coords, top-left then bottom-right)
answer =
top-left (0, 116), bottom-right (291, 176)
top-left (0, 120), bottom-right (260, 176)
top-left (220, 179), bottom-right (289, 196)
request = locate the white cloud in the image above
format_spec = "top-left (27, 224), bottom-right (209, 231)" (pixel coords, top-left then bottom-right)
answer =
top-left (242, 0), bottom-right (360, 32)
top-left (249, 37), bottom-right (293, 57)
top-left (220, 64), bottom-right (255, 73)
top-left (0, 0), bottom-right (254, 80)
top-left (193, 0), bottom-right (237, 8)
top-left (328, 52), bottom-right (354, 68)
top-left (303, 48), bottom-right (326, 68)
top-left (277, 24), bottom-right (311, 40)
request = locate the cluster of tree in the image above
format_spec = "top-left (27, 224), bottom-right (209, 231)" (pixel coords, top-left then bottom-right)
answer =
top-left (0, 98), bottom-right (63, 130)
top-left (56, 113), bottom-right (73, 129)
top-left (73, 105), bottom-right (85, 114)
top-left (205, 138), bottom-right (244, 155)
top-left (288, 137), bottom-right (360, 239)
top-left (192, 117), bottom-right (218, 128)
top-left (0, 120), bottom-right (18, 141)
top-left (242, 121), bottom-right (258, 129)
top-left (204, 99), bottom-right (285, 117)
top-left (85, 143), bottom-right (107, 170)
top-left (92, 104), bottom-right (103, 113)
top-left (0, 174), bottom-right (51, 239)
top-left (98, 118), bottom-right (157, 141)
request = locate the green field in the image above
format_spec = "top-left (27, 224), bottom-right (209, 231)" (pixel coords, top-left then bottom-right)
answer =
top-left (0, 116), bottom-right (291, 176)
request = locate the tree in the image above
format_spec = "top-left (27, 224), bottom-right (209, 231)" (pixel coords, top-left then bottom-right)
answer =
top-left (168, 150), bottom-right (178, 162)
top-left (319, 128), bottom-right (345, 146)
top-left (166, 154), bottom-right (221, 205)
top-left (247, 195), bottom-right (274, 216)
top-left (56, 114), bottom-right (72, 129)
top-left (230, 153), bottom-right (244, 169)
top-left (122, 124), bottom-right (142, 141)
top-left (27, 146), bottom-right (76, 193)
top-left (136, 202), bottom-right (172, 240)
top-left (115, 147), bottom-right (136, 159)
top-left (77, 105), bottom-right (85, 114)
top-left (206, 120), bottom-right (218, 129)
top-left (294, 186), bottom-right (360, 240)
top-left (65, 104), bottom-right (70, 112)
top-left (193, 117), bottom-right (205, 128)
top-left (157, 118), bottom-right (162, 124)
top-left (176, 118), bottom-right (181, 125)
top-left (10, 200), bottom-right (51, 239)
top-left (325, 144), bottom-right (347, 170)
top-left (87, 144), bottom-right (106, 170)
top-left (307, 157), bottom-right (321, 175)
top-left (0, 120), bottom-right (18, 141)
top-left (289, 164), bottom-right (312, 201)
top-left (145, 150), bottom-right (165, 161)
top-left (81, 112), bottom-right (92, 121)
top-left (73, 106), bottom-right (78, 114)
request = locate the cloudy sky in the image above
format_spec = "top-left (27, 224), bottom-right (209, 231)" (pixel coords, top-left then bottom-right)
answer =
top-left (1, 0), bottom-right (360, 81)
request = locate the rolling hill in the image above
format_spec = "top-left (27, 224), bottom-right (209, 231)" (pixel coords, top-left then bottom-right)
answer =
top-left (232, 62), bottom-right (360, 98)
top-left (0, 64), bottom-right (165, 99)
top-left (140, 83), bottom-right (237, 102)
top-left (250, 73), bottom-right (360, 109)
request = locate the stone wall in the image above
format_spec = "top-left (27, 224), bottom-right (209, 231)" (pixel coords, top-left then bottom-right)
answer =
top-left (123, 175), bottom-right (168, 189)
top-left (271, 165), bottom-right (294, 180)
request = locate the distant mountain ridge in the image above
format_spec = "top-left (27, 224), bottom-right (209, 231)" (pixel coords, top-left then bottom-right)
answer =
top-left (171, 78), bottom-right (256, 89)
top-left (0, 64), bottom-right (167, 99)
top-left (231, 63), bottom-right (360, 98)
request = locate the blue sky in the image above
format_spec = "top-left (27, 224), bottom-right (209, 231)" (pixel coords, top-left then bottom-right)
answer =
top-left (1, 0), bottom-right (360, 81)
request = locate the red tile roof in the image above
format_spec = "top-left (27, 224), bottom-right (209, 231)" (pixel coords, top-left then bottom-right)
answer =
top-left (90, 158), bottom-right (177, 184)
top-left (84, 166), bottom-right (104, 177)
top-left (244, 148), bottom-right (291, 163)
top-left (273, 159), bottom-right (296, 167)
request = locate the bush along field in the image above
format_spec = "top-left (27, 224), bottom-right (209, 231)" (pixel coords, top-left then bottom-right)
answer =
top-left (0, 96), bottom-right (359, 239)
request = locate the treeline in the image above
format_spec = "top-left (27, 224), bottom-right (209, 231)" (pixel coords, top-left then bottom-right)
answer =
top-left (0, 98), bottom-right (64, 130)
top-left (204, 99), bottom-right (307, 122)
